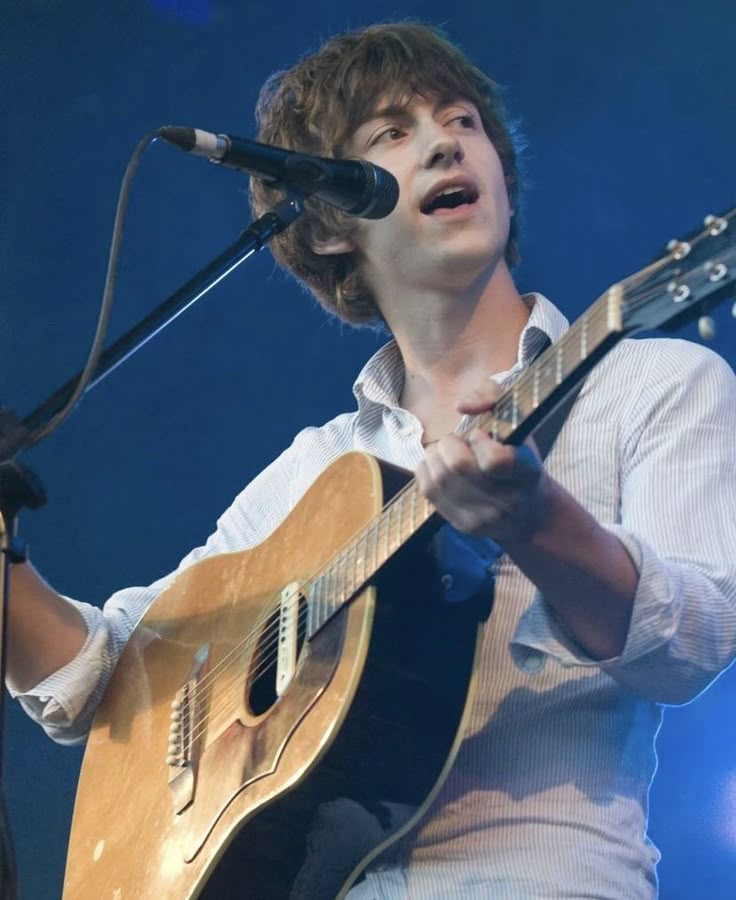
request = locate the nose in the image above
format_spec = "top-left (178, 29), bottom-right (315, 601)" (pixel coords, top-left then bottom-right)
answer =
top-left (420, 124), bottom-right (464, 169)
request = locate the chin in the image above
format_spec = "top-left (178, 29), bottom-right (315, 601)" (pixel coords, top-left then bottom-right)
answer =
top-left (435, 241), bottom-right (504, 283)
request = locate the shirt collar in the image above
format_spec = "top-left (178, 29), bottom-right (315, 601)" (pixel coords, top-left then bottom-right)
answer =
top-left (352, 293), bottom-right (570, 412)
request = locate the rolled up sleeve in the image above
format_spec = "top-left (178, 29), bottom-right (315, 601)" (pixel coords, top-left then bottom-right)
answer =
top-left (512, 339), bottom-right (736, 704)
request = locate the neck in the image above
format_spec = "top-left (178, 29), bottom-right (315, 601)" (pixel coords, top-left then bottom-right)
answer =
top-left (383, 262), bottom-right (530, 428)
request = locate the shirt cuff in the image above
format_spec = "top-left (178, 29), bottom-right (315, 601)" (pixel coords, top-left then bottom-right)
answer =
top-left (8, 599), bottom-right (108, 743)
top-left (510, 526), bottom-right (678, 674)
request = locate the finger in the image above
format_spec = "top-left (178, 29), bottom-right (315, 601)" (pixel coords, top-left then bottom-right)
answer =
top-left (456, 380), bottom-right (503, 415)
top-left (418, 444), bottom-right (497, 530)
top-left (425, 435), bottom-right (479, 483)
top-left (468, 431), bottom-right (542, 483)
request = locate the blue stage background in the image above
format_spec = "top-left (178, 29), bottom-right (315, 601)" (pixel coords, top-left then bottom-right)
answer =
top-left (2, 2), bottom-right (735, 897)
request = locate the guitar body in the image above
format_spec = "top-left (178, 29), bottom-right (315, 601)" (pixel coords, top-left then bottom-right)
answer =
top-left (63, 452), bottom-right (489, 899)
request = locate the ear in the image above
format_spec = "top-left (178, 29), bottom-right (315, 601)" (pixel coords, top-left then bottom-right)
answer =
top-left (311, 234), bottom-right (356, 256)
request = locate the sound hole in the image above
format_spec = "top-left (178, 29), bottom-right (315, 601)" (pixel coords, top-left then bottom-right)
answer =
top-left (247, 594), bottom-right (308, 715)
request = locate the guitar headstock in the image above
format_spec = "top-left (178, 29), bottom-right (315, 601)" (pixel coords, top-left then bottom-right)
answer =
top-left (620, 206), bottom-right (736, 335)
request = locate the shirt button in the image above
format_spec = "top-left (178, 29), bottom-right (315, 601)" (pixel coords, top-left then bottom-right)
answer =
top-left (523, 652), bottom-right (545, 673)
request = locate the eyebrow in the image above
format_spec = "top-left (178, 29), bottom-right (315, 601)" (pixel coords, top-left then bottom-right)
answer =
top-left (359, 104), bottom-right (413, 130)
top-left (363, 97), bottom-right (472, 126)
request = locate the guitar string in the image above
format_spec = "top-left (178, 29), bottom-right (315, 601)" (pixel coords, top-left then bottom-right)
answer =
top-left (166, 251), bottom-right (736, 741)
top-left (175, 478), bottom-right (436, 742)
top-left (168, 296), bottom-right (626, 735)
top-left (171, 477), bottom-right (430, 730)
top-left (167, 289), bottom-right (652, 738)
top-left (175, 426), bottom-right (448, 709)
top-left (180, 608), bottom-right (300, 746)
top-left (179, 507), bottom-right (416, 743)
top-left (622, 246), bottom-right (736, 312)
top-left (629, 250), bottom-right (736, 311)
top-left (177, 471), bottom-right (437, 741)
top-left (185, 606), bottom-right (332, 746)
top-left (621, 224), bottom-right (735, 314)
top-left (166, 219), bottom-right (736, 755)
top-left (174, 328), bottom-right (617, 744)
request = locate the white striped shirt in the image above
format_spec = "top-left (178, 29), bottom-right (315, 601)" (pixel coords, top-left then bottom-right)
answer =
top-left (13, 295), bottom-right (736, 898)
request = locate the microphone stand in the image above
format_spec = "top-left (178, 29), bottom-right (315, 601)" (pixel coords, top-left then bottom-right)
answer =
top-left (0, 193), bottom-right (304, 900)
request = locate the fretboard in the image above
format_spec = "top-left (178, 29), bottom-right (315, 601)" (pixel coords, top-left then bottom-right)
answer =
top-left (306, 284), bottom-right (626, 637)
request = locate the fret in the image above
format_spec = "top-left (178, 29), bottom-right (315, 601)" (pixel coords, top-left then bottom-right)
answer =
top-left (561, 327), bottom-right (581, 378)
top-left (390, 500), bottom-right (401, 553)
top-left (346, 539), bottom-right (357, 592)
top-left (308, 294), bottom-right (625, 638)
top-left (334, 562), bottom-right (345, 611)
top-left (315, 571), bottom-right (324, 632)
top-left (355, 534), bottom-right (367, 585)
top-left (516, 378), bottom-right (538, 421)
top-left (333, 558), bottom-right (347, 611)
top-left (490, 414), bottom-right (511, 442)
top-left (322, 566), bottom-right (333, 623)
top-left (375, 515), bottom-right (388, 566)
top-left (535, 352), bottom-right (558, 402)
top-left (490, 412), bottom-right (502, 441)
top-left (306, 580), bottom-right (316, 635)
top-left (606, 285), bottom-right (624, 332)
top-left (592, 297), bottom-right (614, 345)
top-left (333, 564), bottom-right (343, 610)
top-left (304, 264), bottom-right (681, 641)
top-left (384, 503), bottom-right (394, 556)
top-left (311, 573), bottom-right (324, 634)
top-left (415, 489), bottom-right (428, 527)
top-left (369, 520), bottom-right (379, 573)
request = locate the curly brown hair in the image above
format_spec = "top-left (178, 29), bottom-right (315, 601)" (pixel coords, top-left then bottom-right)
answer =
top-left (250, 22), bottom-right (523, 326)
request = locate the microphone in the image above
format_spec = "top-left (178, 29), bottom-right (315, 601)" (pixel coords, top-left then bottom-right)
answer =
top-left (159, 126), bottom-right (399, 220)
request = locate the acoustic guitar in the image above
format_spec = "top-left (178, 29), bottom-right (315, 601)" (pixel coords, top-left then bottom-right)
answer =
top-left (62, 207), bottom-right (735, 899)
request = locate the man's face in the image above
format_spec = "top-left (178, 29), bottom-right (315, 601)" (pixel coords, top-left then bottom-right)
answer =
top-left (344, 95), bottom-right (513, 307)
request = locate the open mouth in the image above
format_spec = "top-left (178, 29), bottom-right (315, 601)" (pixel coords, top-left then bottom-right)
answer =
top-left (421, 186), bottom-right (479, 215)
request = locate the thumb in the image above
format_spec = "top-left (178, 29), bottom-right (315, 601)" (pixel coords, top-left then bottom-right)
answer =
top-left (456, 379), bottom-right (504, 415)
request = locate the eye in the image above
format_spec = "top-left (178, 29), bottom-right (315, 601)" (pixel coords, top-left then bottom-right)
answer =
top-left (451, 113), bottom-right (476, 129)
top-left (371, 125), bottom-right (405, 145)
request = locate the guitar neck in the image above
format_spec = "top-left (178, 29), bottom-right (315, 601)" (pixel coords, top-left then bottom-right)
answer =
top-left (306, 286), bottom-right (630, 637)
top-left (472, 284), bottom-right (626, 445)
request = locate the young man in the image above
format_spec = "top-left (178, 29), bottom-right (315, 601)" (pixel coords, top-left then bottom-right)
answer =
top-left (7, 23), bottom-right (736, 899)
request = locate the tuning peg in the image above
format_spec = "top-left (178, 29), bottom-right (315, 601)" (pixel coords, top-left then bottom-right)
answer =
top-left (704, 215), bottom-right (728, 236)
top-left (732, 301), bottom-right (736, 319)
top-left (667, 239), bottom-right (692, 259)
top-left (698, 316), bottom-right (716, 341)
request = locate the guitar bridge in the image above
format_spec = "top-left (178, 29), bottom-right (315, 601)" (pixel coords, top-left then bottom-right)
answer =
top-left (167, 642), bottom-right (210, 815)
